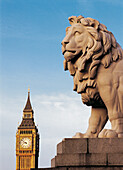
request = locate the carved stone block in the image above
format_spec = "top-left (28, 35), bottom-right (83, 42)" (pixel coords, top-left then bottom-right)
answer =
top-left (57, 138), bottom-right (87, 154)
top-left (89, 138), bottom-right (123, 153)
top-left (52, 153), bottom-right (107, 167)
top-left (51, 138), bottom-right (123, 168)
top-left (108, 154), bottom-right (123, 165)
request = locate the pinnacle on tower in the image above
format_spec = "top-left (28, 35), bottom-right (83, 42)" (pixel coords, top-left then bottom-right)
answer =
top-left (23, 89), bottom-right (32, 111)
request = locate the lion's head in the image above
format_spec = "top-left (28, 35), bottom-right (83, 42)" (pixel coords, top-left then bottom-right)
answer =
top-left (62, 15), bottom-right (123, 106)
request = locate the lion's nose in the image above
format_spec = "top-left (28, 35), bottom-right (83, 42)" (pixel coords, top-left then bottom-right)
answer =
top-left (61, 37), bottom-right (69, 46)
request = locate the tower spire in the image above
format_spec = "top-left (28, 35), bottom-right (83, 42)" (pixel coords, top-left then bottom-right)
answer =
top-left (28, 87), bottom-right (30, 93)
top-left (23, 89), bottom-right (32, 111)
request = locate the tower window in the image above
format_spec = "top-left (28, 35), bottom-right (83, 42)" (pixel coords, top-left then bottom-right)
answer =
top-left (24, 114), bottom-right (31, 118)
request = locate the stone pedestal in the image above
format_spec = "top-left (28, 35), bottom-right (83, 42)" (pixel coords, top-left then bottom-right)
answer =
top-left (31, 138), bottom-right (123, 170)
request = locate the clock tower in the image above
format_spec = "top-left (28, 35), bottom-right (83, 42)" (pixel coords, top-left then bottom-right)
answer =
top-left (16, 90), bottom-right (39, 170)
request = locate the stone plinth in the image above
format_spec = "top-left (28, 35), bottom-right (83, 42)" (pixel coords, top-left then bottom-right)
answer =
top-left (52, 138), bottom-right (123, 168)
top-left (31, 138), bottom-right (123, 170)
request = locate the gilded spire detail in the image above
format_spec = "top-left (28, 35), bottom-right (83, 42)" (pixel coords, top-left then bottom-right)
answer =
top-left (28, 87), bottom-right (30, 93)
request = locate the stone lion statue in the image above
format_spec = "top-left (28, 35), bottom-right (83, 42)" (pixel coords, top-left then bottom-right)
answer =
top-left (62, 15), bottom-right (123, 138)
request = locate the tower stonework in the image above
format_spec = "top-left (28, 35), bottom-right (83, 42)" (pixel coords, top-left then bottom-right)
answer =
top-left (16, 91), bottom-right (39, 170)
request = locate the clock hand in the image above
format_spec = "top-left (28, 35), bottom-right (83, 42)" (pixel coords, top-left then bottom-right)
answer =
top-left (21, 139), bottom-right (27, 144)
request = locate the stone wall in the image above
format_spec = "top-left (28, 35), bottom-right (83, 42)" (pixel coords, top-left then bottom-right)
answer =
top-left (32, 138), bottom-right (123, 170)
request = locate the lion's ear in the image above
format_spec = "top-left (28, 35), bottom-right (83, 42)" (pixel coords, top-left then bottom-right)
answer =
top-left (77, 15), bottom-right (84, 22)
top-left (68, 16), bottom-right (77, 25)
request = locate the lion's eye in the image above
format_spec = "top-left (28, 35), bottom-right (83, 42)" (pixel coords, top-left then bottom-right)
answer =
top-left (75, 31), bottom-right (80, 36)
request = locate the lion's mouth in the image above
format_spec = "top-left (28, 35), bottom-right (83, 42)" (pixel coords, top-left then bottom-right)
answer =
top-left (63, 50), bottom-right (82, 61)
top-left (62, 50), bottom-right (76, 55)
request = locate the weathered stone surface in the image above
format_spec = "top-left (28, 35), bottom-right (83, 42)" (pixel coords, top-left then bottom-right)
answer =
top-left (52, 154), bottom-right (83, 167)
top-left (89, 138), bottom-right (123, 153)
top-left (57, 138), bottom-right (123, 155)
top-left (57, 138), bottom-right (87, 154)
top-left (108, 154), bottom-right (123, 165)
top-left (51, 158), bottom-right (55, 168)
top-left (85, 153), bottom-right (107, 166)
top-left (51, 138), bottom-right (123, 168)
top-left (52, 153), bottom-right (107, 167)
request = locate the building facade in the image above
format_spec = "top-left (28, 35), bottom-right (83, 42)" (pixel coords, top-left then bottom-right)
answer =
top-left (16, 91), bottom-right (39, 170)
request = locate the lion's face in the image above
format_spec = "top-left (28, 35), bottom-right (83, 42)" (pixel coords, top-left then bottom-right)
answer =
top-left (62, 23), bottom-right (86, 62)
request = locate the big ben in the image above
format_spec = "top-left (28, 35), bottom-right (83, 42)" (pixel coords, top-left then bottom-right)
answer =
top-left (16, 90), bottom-right (39, 170)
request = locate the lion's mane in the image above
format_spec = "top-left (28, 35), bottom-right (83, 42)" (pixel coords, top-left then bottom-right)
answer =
top-left (63, 15), bottom-right (123, 106)
top-left (64, 16), bottom-right (123, 105)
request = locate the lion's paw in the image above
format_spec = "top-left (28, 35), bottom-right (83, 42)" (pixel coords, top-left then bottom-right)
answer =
top-left (72, 132), bottom-right (84, 138)
top-left (72, 132), bottom-right (95, 138)
top-left (98, 129), bottom-right (118, 138)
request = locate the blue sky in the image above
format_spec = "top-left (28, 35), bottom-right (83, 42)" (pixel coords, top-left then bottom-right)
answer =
top-left (0, 0), bottom-right (123, 169)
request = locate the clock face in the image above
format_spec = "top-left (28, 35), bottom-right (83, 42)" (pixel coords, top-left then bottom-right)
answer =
top-left (20, 137), bottom-right (31, 148)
